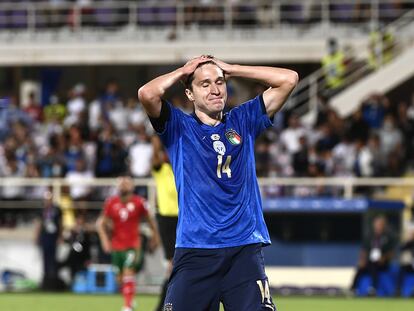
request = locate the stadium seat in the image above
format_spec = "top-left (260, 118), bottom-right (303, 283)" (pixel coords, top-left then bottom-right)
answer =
top-left (401, 273), bottom-right (414, 298)
top-left (356, 274), bottom-right (372, 296)
top-left (72, 271), bottom-right (88, 294)
top-left (356, 267), bottom-right (398, 297)
top-left (376, 270), bottom-right (397, 297)
top-left (86, 265), bottom-right (117, 294)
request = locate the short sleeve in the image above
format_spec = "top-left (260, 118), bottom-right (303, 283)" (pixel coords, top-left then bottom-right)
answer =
top-left (230, 95), bottom-right (273, 138)
top-left (156, 101), bottom-right (184, 148)
top-left (137, 197), bottom-right (149, 217)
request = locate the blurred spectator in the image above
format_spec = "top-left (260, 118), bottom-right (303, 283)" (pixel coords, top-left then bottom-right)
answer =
top-left (0, 96), bottom-right (32, 142)
top-left (129, 125), bottom-right (153, 178)
top-left (65, 158), bottom-right (94, 200)
top-left (347, 107), bottom-right (370, 143)
top-left (64, 125), bottom-right (85, 173)
top-left (44, 94), bottom-right (66, 124)
top-left (398, 228), bottom-right (414, 292)
top-left (23, 91), bottom-right (43, 122)
top-left (0, 155), bottom-right (26, 199)
top-left (100, 79), bottom-right (121, 123)
top-left (397, 101), bottom-right (414, 166)
top-left (361, 94), bottom-right (386, 129)
top-left (351, 215), bottom-right (397, 295)
top-left (321, 38), bottom-right (346, 96)
top-left (292, 134), bottom-right (309, 177)
top-left (34, 190), bottom-right (63, 291)
top-left (332, 133), bottom-right (355, 176)
top-left (280, 113), bottom-right (306, 155)
top-left (353, 138), bottom-right (375, 178)
top-left (59, 210), bottom-right (92, 283)
top-left (38, 133), bottom-right (66, 178)
top-left (368, 27), bottom-right (396, 70)
top-left (65, 84), bottom-right (86, 127)
top-left (95, 124), bottom-right (128, 177)
top-left (378, 114), bottom-right (403, 159)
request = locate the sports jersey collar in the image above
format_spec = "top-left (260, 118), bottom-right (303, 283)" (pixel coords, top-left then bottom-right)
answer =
top-left (191, 111), bottom-right (227, 126)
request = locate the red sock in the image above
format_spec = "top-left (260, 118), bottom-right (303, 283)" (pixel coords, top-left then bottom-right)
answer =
top-left (122, 275), bottom-right (136, 308)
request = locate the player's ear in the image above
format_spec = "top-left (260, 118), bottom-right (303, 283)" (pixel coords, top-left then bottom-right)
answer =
top-left (185, 88), bottom-right (194, 102)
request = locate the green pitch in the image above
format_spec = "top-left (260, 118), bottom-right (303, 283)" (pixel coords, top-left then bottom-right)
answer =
top-left (0, 293), bottom-right (413, 311)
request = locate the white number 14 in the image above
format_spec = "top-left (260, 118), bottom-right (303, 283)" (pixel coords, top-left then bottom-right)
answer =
top-left (217, 155), bottom-right (232, 178)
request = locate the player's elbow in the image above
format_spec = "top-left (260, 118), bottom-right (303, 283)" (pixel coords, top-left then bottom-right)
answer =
top-left (137, 85), bottom-right (153, 104)
top-left (283, 70), bottom-right (299, 90)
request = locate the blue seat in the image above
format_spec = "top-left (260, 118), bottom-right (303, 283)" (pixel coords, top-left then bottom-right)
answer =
top-left (356, 268), bottom-right (398, 297)
top-left (72, 271), bottom-right (88, 293)
top-left (356, 274), bottom-right (372, 296)
top-left (86, 265), bottom-right (118, 294)
top-left (376, 270), bottom-right (397, 297)
top-left (401, 273), bottom-right (414, 297)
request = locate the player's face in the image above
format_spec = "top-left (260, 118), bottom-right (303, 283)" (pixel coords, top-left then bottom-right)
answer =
top-left (118, 177), bottom-right (134, 196)
top-left (186, 64), bottom-right (227, 115)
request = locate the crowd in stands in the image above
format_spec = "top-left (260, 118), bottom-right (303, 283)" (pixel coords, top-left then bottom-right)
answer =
top-left (0, 0), bottom-right (412, 30)
top-left (1, 78), bottom-right (414, 201)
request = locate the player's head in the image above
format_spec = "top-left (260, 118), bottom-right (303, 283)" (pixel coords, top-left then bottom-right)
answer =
top-left (117, 176), bottom-right (134, 197)
top-left (184, 60), bottom-right (227, 116)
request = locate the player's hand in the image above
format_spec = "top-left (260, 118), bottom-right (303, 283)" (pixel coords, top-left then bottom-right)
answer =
top-left (208, 56), bottom-right (234, 77)
top-left (102, 239), bottom-right (112, 254)
top-left (180, 55), bottom-right (211, 78)
top-left (148, 234), bottom-right (160, 253)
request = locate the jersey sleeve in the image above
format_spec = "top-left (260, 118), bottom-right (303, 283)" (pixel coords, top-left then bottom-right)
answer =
top-left (149, 100), bottom-right (184, 148)
top-left (136, 196), bottom-right (149, 218)
top-left (231, 94), bottom-right (273, 138)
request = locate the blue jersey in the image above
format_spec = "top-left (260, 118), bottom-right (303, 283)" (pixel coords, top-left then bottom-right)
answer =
top-left (158, 95), bottom-right (272, 248)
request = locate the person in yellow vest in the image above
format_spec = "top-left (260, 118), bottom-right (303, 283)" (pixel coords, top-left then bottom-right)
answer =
top-left (151, 135), bottom-right (179, 311)
top-left (368, 28), bottom-right (395, 70)
top-left (322, 38), bottom-right (346, 96)
top-left (44, 94), bottom-right (66, 124)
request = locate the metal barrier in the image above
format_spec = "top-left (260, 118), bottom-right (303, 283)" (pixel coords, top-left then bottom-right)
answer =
top-left (0, 0), bottom-right (413, 34)
top-left (0, 176), bottom-right (413, 207)
top-left (285, 8), bottom-right (414, 117)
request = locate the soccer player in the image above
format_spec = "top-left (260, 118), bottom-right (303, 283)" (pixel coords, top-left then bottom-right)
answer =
top-left (96, 176), bottom-right (160, 311)
top-left (138, 55), bottom-right (298, 310)
top-left (151, 135), bottom-right (179, 311)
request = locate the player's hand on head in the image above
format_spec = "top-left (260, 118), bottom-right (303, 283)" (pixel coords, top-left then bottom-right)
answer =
top-left (209, 56), bottom-right (233, 77)
top-left (181, 55), bottom-right (211, 77)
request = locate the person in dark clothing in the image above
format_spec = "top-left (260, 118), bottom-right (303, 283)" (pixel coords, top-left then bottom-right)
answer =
top-left (59, 211), bottom-right (91, 283)
top-left (351, 215), bottom-right (396, 295)
top-left (398, 229), bottom-right (414, 293)
top-left (34, 190), bottom-right (63, 290)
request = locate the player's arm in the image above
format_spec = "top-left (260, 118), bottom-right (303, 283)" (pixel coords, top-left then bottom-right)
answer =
top-left (137, 55), bottom-right (212, 118)
top-left (144, 212), bottom-right (161, 253)
top-left (212, 58), bottom-right (299, 117)
top-left (96, 214), bottom-right (112, 254)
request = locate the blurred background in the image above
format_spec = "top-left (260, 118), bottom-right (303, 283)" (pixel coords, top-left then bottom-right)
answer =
top-left (1, 0), bottom-right (414, 304)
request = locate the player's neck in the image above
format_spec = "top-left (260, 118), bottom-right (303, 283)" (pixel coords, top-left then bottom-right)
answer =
top-left (194, 109), bottom-right (223, 127)
top-left (120, 193), bottom-right (132, 203)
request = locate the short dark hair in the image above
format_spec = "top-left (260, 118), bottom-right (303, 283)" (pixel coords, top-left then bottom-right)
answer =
top-left (184, 61), bottom-right (225, 90)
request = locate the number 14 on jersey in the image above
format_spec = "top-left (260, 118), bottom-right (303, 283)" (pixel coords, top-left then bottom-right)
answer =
top-left (217, 155), bottom-right (232, 178)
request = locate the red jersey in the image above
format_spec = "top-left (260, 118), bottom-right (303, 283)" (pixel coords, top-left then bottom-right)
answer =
top-left (103, 195), bottom-right (148, 251)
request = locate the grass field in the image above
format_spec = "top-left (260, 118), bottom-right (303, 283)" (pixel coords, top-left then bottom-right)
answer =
top-left (0, 293), bottom-right (413, 311)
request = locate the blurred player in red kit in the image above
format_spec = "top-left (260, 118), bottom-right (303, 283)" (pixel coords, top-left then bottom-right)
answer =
top-left (97, 176), bottom-right (160, 311)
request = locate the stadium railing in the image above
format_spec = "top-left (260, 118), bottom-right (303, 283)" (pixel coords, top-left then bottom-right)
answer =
top-left (285, 8), bottom-right (414, 118)
top-left (0, 176), bottom-right (413, 207)
top-left (0, 0), bottom-right (413, 37)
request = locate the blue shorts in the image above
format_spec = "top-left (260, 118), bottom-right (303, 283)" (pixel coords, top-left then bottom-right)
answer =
top-left (163, 243), bottom-right (276, 311)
